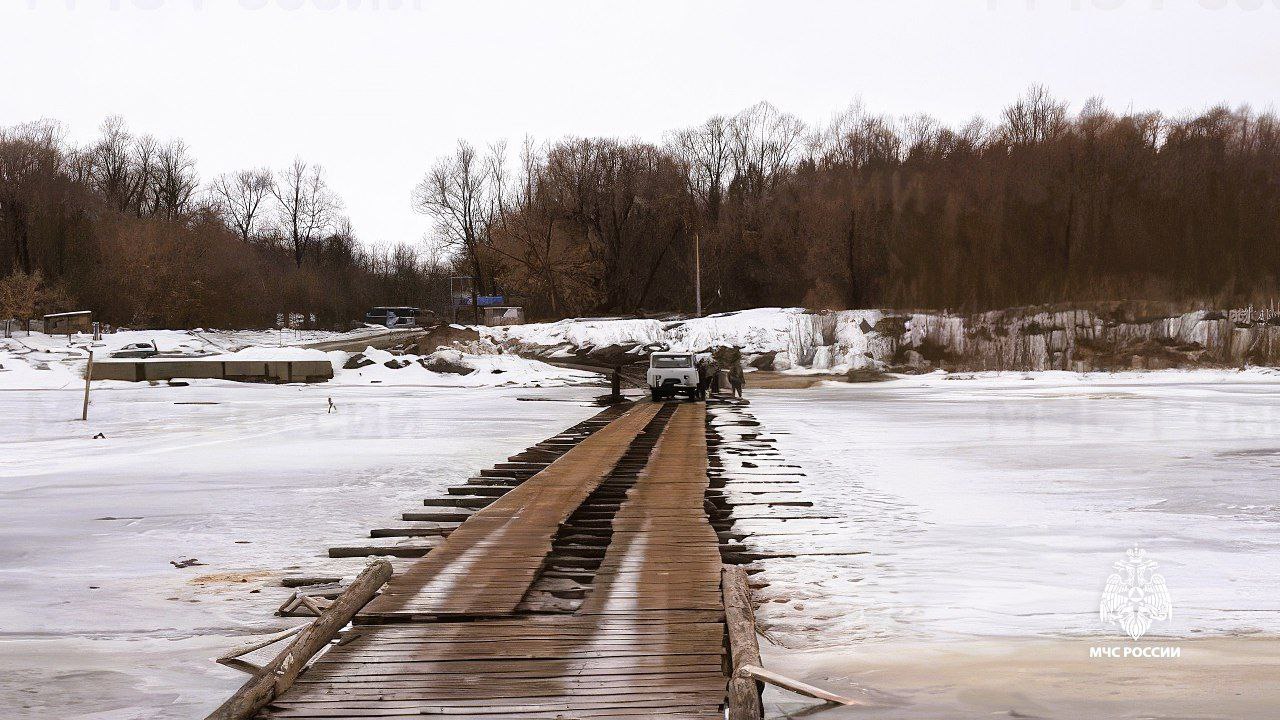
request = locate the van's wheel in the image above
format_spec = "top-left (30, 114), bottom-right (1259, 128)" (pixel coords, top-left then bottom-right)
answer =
top-left (650, 389), bottom-right (661, 402)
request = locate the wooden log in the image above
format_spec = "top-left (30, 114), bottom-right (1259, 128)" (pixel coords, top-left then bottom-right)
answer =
top-left (727, 677), bottom-right (762, 719)
top-left (721, 564), bottom-right (763, 720)
top-left (204, 558), bottom-right (393, 720)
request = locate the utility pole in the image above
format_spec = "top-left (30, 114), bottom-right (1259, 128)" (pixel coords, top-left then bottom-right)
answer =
top-left (694, 232), bottom-right (702, 317)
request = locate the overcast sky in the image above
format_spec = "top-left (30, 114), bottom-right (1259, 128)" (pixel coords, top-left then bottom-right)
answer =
top-left (2, 0), bottom-right (1276, 246)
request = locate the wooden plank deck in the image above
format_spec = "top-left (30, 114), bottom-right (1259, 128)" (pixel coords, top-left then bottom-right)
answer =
top-left (257, 402), bottom-right (727, 719)
top-left (582, 403), bottom-right (723, 615)
top-left (360, 402), bottom-right (662, 619)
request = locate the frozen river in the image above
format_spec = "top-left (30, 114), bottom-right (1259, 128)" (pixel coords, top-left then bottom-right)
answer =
top-left (5, 369), bottom-right (1280, 719)
top-left (0, 381), bottom-right (600, 719)
top-left (743, 371), bottom-right (1280, 718)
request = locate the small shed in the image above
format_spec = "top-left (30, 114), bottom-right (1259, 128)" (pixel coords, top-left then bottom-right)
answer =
top-left (483, 306), bottom-right (525, 327)
top-left (43, 310), bottom-right (93, 335)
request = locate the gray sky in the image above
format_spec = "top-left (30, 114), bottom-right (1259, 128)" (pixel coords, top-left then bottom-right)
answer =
top-left (2, 0), bottom-right (1276, 246)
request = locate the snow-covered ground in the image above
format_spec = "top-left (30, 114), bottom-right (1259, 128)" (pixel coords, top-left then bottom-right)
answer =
top-left (483, 307), bottom-right (887, 371)
top-left (5, 326), bottom-right (369, 355)
top-left (0, 380), bottom-right (604, 719)
top-left (483, 304), bottom-right (1279, 374)
top-left (332, 346), bottom-right (599, 388)
top-left (0, 328), bottom-right (598, 391)
top-left (483, 308), bottom-right (815, 356)
top-left (737, 370), bottom-right (1280, 718)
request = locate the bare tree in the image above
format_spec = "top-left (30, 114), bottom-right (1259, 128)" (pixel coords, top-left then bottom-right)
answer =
top-left (129, 134), bottom-right (159, 216)
top-left (729, 101), bottom-right (806, 194)
top-left (1002, 85), bottom-right (1069, 146)
top-left (89, 116), bottom-right (136, 213)
top-left (212, 168), bottom-right (273, 241)
top-left (0, 120), bottom-right (64, 275)
top-left (151, 139), bottom-right (199, 220)
top-left (272, 158), bottom-right (339, 267)
top-left (412, 140), bottom-right (494, 321)
top-left (86, 118), bottom-right (182, 218)
top-left (813, 102), bottom-right (901, 169)
top-left (667, 115), bottom-right (731, 228)
top-left (485, 137), bottom-right (584, 315)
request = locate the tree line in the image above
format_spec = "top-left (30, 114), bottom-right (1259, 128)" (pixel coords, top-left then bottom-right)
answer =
top-left (4, 88), bottom-right (1279, 328)
top-left (0, 116), bottom-right (448, 327)
top-left (422, 88), bottom-right (1280, 318)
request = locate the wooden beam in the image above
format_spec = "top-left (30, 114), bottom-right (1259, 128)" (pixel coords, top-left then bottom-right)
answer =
top-left (738, 663), bottom-right (864, 706)
top-left (721, 564), bottom-right (763, 720)
top-left (216, 624), bottom-right (307, 664)
top-left (216, 658), bottom-right (263, 676)
top-left (204, 558), bottom-right (393, 720)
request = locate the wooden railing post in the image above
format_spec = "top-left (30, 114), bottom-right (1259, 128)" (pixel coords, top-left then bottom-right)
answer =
top-left (722, 564), bottom-right (764, 720)
top-left (204, 559), bottom-right (392, 720)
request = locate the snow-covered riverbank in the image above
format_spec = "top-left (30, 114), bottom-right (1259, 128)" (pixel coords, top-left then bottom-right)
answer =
top-left (0, 327), bottom-right (597, 390)
top-left (485, 304), bottom-right (1280, 373)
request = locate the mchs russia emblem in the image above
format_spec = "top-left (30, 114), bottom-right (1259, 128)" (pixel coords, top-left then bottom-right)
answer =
top-left (1100, 548), bottom-right (1173, 641)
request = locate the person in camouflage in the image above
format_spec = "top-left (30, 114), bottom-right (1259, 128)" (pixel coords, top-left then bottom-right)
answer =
top-left (728, 359), bottom-right (745, 398)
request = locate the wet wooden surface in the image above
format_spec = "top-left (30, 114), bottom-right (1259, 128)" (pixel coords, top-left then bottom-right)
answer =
top-left (258, 402), bottom-right (728, 719)
top-left (360, 402), bottom-right (662, 619)
top-left (582, 403), bottom-right (723, 615)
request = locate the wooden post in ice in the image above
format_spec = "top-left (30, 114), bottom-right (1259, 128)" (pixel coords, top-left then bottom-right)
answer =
top-left (81, 350), bottom-right (94, 421)
top-left (722, 564), bottom-right (763, 720)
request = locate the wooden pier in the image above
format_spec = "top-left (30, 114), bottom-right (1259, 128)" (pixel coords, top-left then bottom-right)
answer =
top-left (234, 401), bottom-right (751, 719)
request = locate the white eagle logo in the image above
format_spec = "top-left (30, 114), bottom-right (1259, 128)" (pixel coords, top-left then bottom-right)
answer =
top-left (1100, 548), bottom-right (1173, 640)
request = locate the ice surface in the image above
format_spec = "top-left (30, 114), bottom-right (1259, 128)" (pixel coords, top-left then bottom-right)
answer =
top-left (7, 361), bottom-right (1280, 718)
top-left (0, 381), bottom-right (602, 719)
top-left (732, 371), bottom-right (1280, 717)
top-left (741, 371), bottom-right (1280, 646)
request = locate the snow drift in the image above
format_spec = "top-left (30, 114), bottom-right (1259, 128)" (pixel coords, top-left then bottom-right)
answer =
top-left (332, 345), bottom-right (599, 388)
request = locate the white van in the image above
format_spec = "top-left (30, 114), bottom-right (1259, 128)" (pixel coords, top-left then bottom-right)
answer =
top-left (646, 351), bottom-right (706, 400)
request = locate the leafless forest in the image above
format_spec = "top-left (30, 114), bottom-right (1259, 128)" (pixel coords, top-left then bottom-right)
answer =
top-left (2, 88), bottom-right (1278, 327)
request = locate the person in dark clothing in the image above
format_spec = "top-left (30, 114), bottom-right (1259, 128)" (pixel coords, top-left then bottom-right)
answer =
top-left (728, 362), bottom-right (745, 399)
top-left (695, 358), bottom-right (710, 400)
